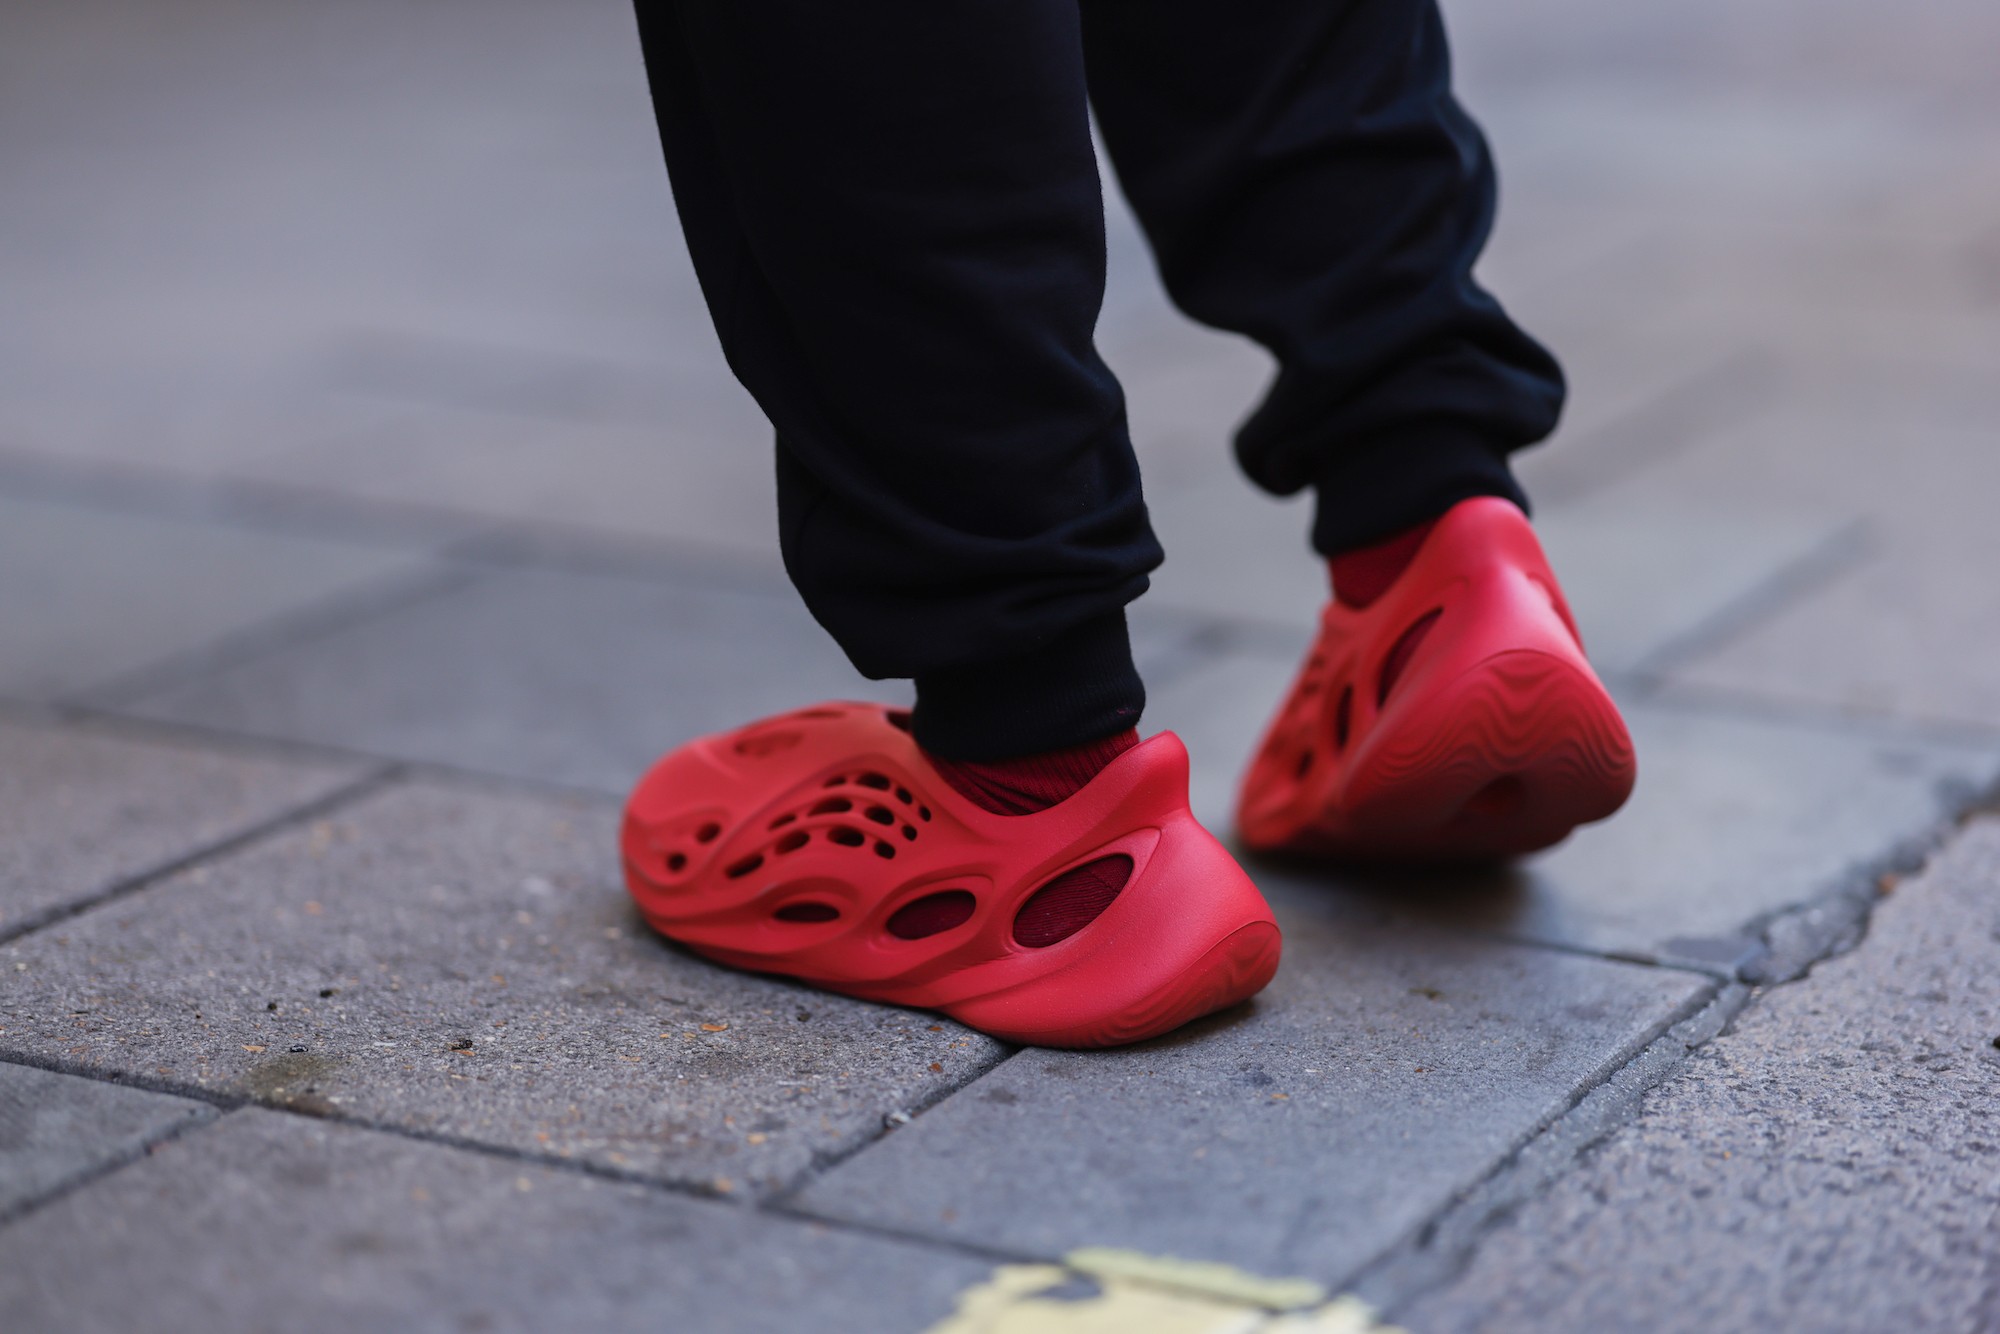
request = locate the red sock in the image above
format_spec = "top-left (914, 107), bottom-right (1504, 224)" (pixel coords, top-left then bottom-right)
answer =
top-left (1329, 517), bottom-right (1438, 609)
top-left (927, 729), bottom-right (1139, 815)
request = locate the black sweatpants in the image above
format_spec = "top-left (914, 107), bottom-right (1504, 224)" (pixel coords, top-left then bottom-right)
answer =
top-left (631, 0), bottom-right (1563, 761)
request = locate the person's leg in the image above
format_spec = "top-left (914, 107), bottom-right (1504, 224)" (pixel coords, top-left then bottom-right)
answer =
top-left (1080, 0), bottom-right (1562, 555)
top-left (631, 0), bottom-right (1159, 763)
top-left (1081, 0), bottom-right (1633, 861)
top-left (619, 2), bottom-right (1280, 1045)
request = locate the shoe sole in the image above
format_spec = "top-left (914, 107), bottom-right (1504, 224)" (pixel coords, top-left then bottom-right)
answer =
top-left (1283, 648), bottom-right (1635, 863)
top-left (982, 919), bottom-right (1283, 1049)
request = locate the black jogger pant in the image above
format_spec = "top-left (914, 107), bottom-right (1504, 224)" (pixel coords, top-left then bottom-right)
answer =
top-left (632, 0), bottom-right (1564, 761)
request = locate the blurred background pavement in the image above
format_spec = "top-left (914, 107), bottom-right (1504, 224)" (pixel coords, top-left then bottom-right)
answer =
top-left (3, 3), bottom-right (1999, 1331)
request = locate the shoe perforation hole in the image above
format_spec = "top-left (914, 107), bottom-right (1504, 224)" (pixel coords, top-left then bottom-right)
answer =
top-left (894, 786), bottom-right (913, 804)
top-left (828, 826), bottom-right (866, 848)
top-left (873, 841), bottom-right (895, 859)
top-left (774, 902), bottom-right (839, 923)
top-left (724, 853), bottom-right (764, 879)
top-left (917, 806), bottom-right (932, 822)
top-left (1378, 608), bottom-right (1443, 706)
top-left (1295, 748), bottom-right (1314, 779)
top-left (856, 772), bottom-right (892, 790)
top-left (864, 805), bottom-right (894, 825)
top-left (901, 825), bottom-right (917, 841)
top-left (666, 853), bottom-right (687, 872)
top-left (823, 775), bottom-right (847, 788)
top-left (810, 797), bottom-right (853, 816)
top-left (1013, 855), bottom-right (1133, 948)
top-left (695, 822), bottom-right (722, 844)
top-left (775, 831), bottom-right (809, 854)
top-left (886, 890), bottom-right (976, 940)
top-left (1334, 685), bottom-right (1353, 752)
top-left (768, 813), bottom-right (796, 830)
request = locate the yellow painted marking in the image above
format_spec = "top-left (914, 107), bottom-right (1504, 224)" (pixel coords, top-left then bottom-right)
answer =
top-left (923, 1252), bottom-right (1407, 1334)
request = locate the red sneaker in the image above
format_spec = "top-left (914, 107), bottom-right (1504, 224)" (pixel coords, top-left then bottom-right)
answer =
top-left (1237, 497), bottom-right (1636, 862)
top-left (622, 702), bottom-right (1280, 1047)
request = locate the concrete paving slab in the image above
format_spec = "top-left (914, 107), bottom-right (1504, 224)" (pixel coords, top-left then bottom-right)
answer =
top-left (1147, 650), bottom-right (2000, 969)
top-left (0, 1107), bottom-right (988, 1334)
top-left (1, 0), bottom-right (699, 481)
top-left (0, 717), bottom-right (369, 938)
top-left (1400, 816), bottom-right (2000, 1334)
top-left (1667, 531), bottom-right (2000, 731)
top-left (0, 492), bottom-right (436, 703)
top-left (0, 781), bottom-right (1007, 1199)
top-left (1534, 494), bottom-right (1846, 677)
top-left (0, 1061), bottom-right (212, 1218)
top-left (113, 564), bottom-right (903, 794)
top-left (1563, 392), bottom-right (2000, 729)
top-left (116, 561), bottom-right (1205, 797)
top-left (246, 398), bottom-right (781, 566)
top-left (1129, 461), bottom-right (1843, 684)
top-left (790, 904), bottom-right (1709, 1282)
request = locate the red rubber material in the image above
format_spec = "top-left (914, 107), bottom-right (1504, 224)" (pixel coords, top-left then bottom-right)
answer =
top-left (1236, 497), bottom-right (1637, 863)
top-left (622, 702), bottom-right (1280, 1048)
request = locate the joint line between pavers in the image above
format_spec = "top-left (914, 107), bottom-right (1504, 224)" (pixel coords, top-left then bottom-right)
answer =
top-left (0, 1091), bottom-right (220, 1233)
top-left (1530, 346), bottom-right (1787, 508)
top-left (0, 1056), bottom-right (1041, 1272)
top-left (1452, 928), bottom-right (1737, 983)
top-left (0, 440), bottom-right (806, 602)
top-left (1346, 979), bottom-right (1746, 1313)
top-left (761, 1044), bottom-right (1027, 1210)
top-left (1623, 516), bottom-right (1877, 693)
top-left (0, 442), bottom-right (496, 548)
top-left (0, 763), bottom-right (404, 949)
top-left (1639, 676), bottom-right (2000, 749)
top-left (1737, 766), bottom-right (2000, 988)
top-left (56, 701), bottom-right (633, 806)
top-left (762, 1196), bottom-right (1054, 1269)
top-left (73, 560), bottom-right (488, 710)
top-left (434, 525), bottom-right (800, 600)
top-left (1357, 769), bottom-right (2000, 1313)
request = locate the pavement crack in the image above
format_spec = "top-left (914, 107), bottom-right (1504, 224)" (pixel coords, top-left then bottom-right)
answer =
top-left (1347, 980), bottom-right (1746, 1315)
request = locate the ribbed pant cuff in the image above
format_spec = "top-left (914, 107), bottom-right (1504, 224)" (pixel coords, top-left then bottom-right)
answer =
top-left (1311, 426), bottom-right (1529, 555)
top-left (911, 611), bottom-right (1144, 762)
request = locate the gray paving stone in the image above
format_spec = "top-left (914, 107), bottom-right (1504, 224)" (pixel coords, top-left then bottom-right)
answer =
top-left (0, 717), bottom-right (369, 938)
top-left (1667, 529), bottom-right (2000, 731)
top-left (1533, 493), bottom-right (1845, 677)
top-left (1400, 816), bottom-right (2000, 1334)
top-left (1567, 390), bottom-right (2000, 729)
top-left (1147, 649), bottom-right (2000, 969)
top-left (791, 905), bottom-right (1709, 1282)
top-left (1129, 462), bottom-right (1841, 684)
top-left (114, 564), bottom-right (903, 794)
top-left (246, 399), bottom-right (782, 566)
top-left (1, 0), bottom-right (703, 487)
top-left (117, 561), bottom-right (1203, 798)
top-left (0, 1107), bottom-right (988, 1334)
top-left (0, 492), bottom-right (435, 703)
top-left (0, 781), bottom-right (1007, 1199)
top-left (0, 1061), bottom-right (212, 1218)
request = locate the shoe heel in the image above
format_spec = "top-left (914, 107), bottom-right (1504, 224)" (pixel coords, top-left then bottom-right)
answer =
top-left (946, 819), bottom-right (1281, 1048)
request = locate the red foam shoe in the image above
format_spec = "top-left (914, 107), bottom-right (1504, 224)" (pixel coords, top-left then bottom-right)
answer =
top-left (622, 702), bottom-right (1280, 1048)
top-left (1237, 497), bottom-right (1636, 862)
